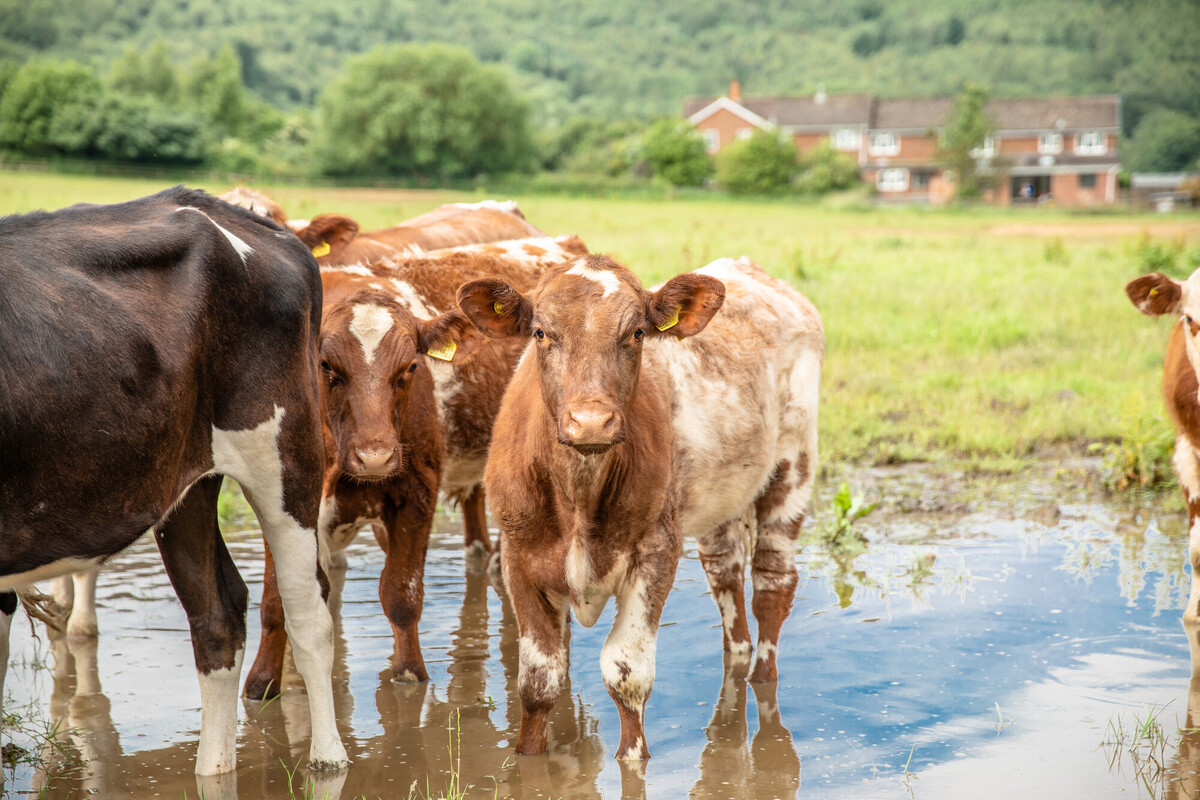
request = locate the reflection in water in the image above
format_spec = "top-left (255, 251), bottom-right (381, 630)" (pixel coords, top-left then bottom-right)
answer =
top-left (1166, 624), bottom-right (1200, 799)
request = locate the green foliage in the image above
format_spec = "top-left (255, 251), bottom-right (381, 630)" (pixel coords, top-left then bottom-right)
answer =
top-left (640, 120), bottom-right (712, 187)
top-left (817, 482), bottom-right (879, 555)
top-left (937, 83), bottom-right (994, 198)
top-left (0, 59), bottom-right (98, 155)
top-left (314, 43), bottom-right (534, 179)
top-left (795, 140), bottom-right (859, 194)
top-left (717, 128), bottom-right (796, 195)
top-left (1091, 393), bottom-right (1175, 494)
top-left (1125, 110), bottom-right (1200, 173)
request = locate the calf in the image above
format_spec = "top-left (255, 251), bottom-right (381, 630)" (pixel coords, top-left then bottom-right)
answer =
top-left (1127, 270), bottom-right (1200, 624)
top-left (242, 236), bottom-right (588, 699)
top-left (458, 255), bottom-right (823, 759)
top-left (0, 187), bottom-right (347, 775)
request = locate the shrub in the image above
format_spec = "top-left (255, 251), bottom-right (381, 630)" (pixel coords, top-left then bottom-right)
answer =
top-left (716, 128), bottom-right (797, 195)
top-left (795, 140), bottom-right (859, 194)
top-left (640, 119), bottom-right (712, 187)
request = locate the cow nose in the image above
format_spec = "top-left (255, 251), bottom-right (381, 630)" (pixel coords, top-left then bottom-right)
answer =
top-left (568, 407), bottom-right (614, 435)
top-left (560, 403), bottom-right (623, 453)
top-left (352, 447), bottom-right (398, 477)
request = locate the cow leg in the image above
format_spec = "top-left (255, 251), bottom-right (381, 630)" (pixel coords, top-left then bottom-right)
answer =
top-left (65, 567), bottom-right (100, 639)
top-left (155, 474), bottom-right (248, 775)
top-left (375, 510), bottom-right (431, 683)
top-left (462, 485), bottom-right (493, 563)
top-left (601, 559), bottom-right (675, 761)
top-left (696, 510), bottom-right (753, 658)
top-left (506, 566), bottom-right (568, 756)
top-left (749, 457), bottom-right (813, 683)
top-left (0, 591), bottom-right (15, 709)
top-left (243, 541), bottom-right (286, 700)
top-left (1176, 437), bottom-right (1200, 625)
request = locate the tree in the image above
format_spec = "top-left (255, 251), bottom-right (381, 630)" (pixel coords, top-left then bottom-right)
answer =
top-left (936, 83), bottom-right (994, 198)
top-left (640, 120), bottom-right (713, 186)
top-left (795, 140), bottom-right (859, 194)
top-left (314, 43), bottom-right (534, 179)
top-left (109, 40), bottom-right (178, 104)
top-left (0, 59), bottom-right (98, 155)
top-left (716, 128), bottom-right (796, 195)
top-left (1125, 110), bottom-right (1200, 172)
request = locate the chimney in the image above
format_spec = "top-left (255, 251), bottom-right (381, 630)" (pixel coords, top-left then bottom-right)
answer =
top-left (729, 79), bottom-right (741, 102)
top-left (816, 83), bottom-right (827, 105)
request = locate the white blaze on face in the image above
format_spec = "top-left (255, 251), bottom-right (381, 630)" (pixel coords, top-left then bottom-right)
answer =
top-left (349, 304), bottom-right (395, 366)
top-left (566, 260), bottom-right (621, 297)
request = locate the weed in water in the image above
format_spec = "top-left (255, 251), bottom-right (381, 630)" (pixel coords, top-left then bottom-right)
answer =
top-left (813, 482), bottom-right (878, 556)
top-left (1101, 703), bottom-right (1173, 797)
top-left (901, 744), bottom-right (918, 799)
top-left (993, 702), bottom-right (1014, 735)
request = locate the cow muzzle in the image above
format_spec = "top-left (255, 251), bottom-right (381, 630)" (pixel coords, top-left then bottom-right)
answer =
top-left (348, 446), bottom-right (400, 479)
top-left (558, 402), bottom-right (625, 455)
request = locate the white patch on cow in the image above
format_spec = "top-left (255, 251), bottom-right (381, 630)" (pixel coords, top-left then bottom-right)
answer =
top-left (176, 207), bottom-right (253, 263)
top-left (388, 279), bottom-right (438, 320)
top-left (566, 260), bottom-right (621, 297)
top-left (210, 406), bottom-right (347, 771)
top-left (0, 597), bottom-right (13, 714)
top-left (448, 199), bottom-right (520, 214)
top-left (1175, 436), bottom-right (1200, 502)
top-left (600, 578), bottom-right (657, 728)
top-left (396, 669), bottom-right (420, 683)
top-left (194, 648), bottom-right (244, 775)
top-left (329, 517), bottom-right (380, 552)
top-left (0, 557), bottom-right (103, 593)
top-left (441, 453), bottom-right (488, 498)
top-left (751, 529), bottom-right (798, 593)
top-left (566, 539), bottom-right (593, 601)
top-left (753, 640), bottom-right (778, 667)
top-left (322, 264), bottom-right (374, 277)
top-left (518, 634), bottom-right (567, 705)
top-left (65, 567), bottom-right (100, 639)
top-left (465, 539), bottom-right (489, 559)
top-left (618, 736), bottom-right (646, 761)
top-left (286, 219), bottom-right (310, 231)
top-left (368, 283), bottom-right (384, 291)
top-left (714, 591), bottom-right (752, 655)
top-left (349, 304), bottom-right (395, 366)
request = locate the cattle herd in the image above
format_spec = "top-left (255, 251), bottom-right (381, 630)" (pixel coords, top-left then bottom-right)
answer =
top-left (2, 184), bottom-right (1196, 781)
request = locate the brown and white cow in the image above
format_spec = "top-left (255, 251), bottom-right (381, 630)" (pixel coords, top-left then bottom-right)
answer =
top-left (287, 200), bottom-right (546, 266)
top-left (0, 187), bottom-right (347, 775)
top-left (457, 255), bottom-right (823, 760)
top-left (1127, 270), bottom-right (1200, 624)
top-left (217, 186), bottom-right (288, 226)
top-left (241, 236), bottom-right (588, 699)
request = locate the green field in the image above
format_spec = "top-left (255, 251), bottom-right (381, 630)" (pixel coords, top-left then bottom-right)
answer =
top-left (3, 170), bottom-right (1197, 471)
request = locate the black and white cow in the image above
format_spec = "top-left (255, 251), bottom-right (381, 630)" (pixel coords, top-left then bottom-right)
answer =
top-left (0, 187), bottom-right (348, 775)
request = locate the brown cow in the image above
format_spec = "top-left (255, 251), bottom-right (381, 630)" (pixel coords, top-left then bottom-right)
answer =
top-left (289, 200), bottom-right (546, 266)
top-left (457, 255), bottom-right (823, 760)
top-left (242, 236), bottom-right (588, 699)
top-left (216, 186), bottom-right (288, 226)
top-left (1127, 270), bottom-right (1200, 624)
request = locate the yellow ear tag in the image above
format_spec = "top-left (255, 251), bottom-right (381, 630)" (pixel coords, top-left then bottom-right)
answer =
top-left (311, 241), bottom-right (331, 257)
top-left (655, 306), bottom-right (680, 332)
top-left (426, 341), bottom-right (457, 362)
top-left (494, 302), bottom-right (504, 314)
top-left (1150, 287), bottom-right (1159, 297)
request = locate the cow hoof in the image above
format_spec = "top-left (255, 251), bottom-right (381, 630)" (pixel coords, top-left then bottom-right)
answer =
top-left (748, 663), bottom-right (779, 684)
top-left (391, 666), bottom-right (429, 684)
top-left (243, 676), bottom-right (282, 701)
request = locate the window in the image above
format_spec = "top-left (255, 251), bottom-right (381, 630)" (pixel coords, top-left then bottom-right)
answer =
top-left (736, 127), bottom-right (753, 141)
top-left (1075, 132), bottom-right (1106, 155)
top-left (877, 168), bottom-right (909, 192)
top-left (869, 132), bottom-right (900, 156)
top-left (1038, 132), bottom-right (1063, 154)
top-left (912, 171), bottom-right (931, 189)
top-left (1079, 173), bottom-right (1097, 188)
top-left (970, 135), bottom-right (996, 158)
top-left (702, 129), bottom-right (719, 154)
top-left (834, 129), bottom-right (861, 151)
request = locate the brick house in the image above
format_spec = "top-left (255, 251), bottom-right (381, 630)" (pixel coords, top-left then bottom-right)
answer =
top-left (684, 82), bottom-right (1122, 205)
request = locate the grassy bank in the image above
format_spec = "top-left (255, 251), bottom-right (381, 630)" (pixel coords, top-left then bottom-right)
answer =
top-left (3, 170), bottom-right (1197, 470)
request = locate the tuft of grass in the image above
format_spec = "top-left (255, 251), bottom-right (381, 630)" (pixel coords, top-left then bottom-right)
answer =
top-left (1090, 392), bottom-right (1176, 495)
top-left (901, 744), bottom-right (918, 799)
top-left (1101, 703), bottom-right (1174, 797)
top-left (812, 482), bottom-right (878, 556)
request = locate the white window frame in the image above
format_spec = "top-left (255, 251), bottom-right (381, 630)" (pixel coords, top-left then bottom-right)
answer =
top-left (1038, 132), bottom-right (1063, 154)
top-left (970, 135), bottom-right (996, 158)
top-left (834, 128), bottom-right (861, 151)
top-left (876, 168), bottom-right (910, 192)
top-left (1074, 131), bottom-right (1106, 155)
top-left (702, 128), bottom-right (719, 154)
top-left (736, 127), bottom-right (753, 141)
top-left (869, 132), bottom-right (900, 156)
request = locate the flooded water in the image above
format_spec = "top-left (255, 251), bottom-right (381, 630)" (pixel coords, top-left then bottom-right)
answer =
top-left (4, 464), bottom-right (1199, 799)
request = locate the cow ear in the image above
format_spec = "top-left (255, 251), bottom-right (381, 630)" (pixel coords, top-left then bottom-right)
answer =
top-left (457, 279), bottom-right (532, 339)
top-left (416, 310), bottom-right (483, 364)
top-left (292, 213), bottom-right (360, 258)
top-left (646, 274), bottom-right (725, 339)
top-left (1126, 273), bottom-right (1183, 316)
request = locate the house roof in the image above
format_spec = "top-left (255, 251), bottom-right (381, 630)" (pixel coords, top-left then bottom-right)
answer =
top-left (685, 92), bottom-right (1122, 134)
top-left (685, 93), bottom-right (874, 128)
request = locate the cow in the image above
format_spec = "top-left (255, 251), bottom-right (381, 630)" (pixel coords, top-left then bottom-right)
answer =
top-left (289, 200), bottom-right (546, 266)
top-left (456, 255), bottom-right (823, 759)
top-left (0, 186), bottom-right (347, 775)
top-left (1126, 269), bottom-right (1200, 625)
top-left (216, 186), bottom-right (288, 226)
top-left (241, 235), bottom-right (589, 700)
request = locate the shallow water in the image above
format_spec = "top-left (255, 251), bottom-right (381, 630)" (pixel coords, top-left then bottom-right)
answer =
top-left (4, 466), bottom-right (1199, 799)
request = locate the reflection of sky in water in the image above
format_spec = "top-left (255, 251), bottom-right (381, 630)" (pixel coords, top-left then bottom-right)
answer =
top-left (3, 494), bottom-right (1196, 799)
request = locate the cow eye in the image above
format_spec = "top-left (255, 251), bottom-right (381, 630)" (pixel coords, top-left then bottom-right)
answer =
top-left (633, 329), bottom-right (644, 341)
top-left (408, 362), bottom-right (419, 373)
top-left (534, 329), bottom-right (545, 340)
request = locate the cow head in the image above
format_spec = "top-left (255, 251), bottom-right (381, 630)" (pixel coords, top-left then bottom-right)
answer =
top-left (458, 255), bottom-right (724, 455)
top-left (318, 291), bottom-right (479, 479)
top-left (291, 214), bottom-right (361, 262)
top-left (1127, 271), bottom-right (1200, 364)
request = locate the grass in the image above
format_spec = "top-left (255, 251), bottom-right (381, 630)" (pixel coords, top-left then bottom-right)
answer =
top-left (2, 169), bottom-right (1197, 470)
top-left (1101, 703), bottom-right (1175, 797)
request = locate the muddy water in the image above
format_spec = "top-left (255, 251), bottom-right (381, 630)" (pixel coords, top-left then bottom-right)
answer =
top-left (3, 466), bottom-right (1198, 799)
